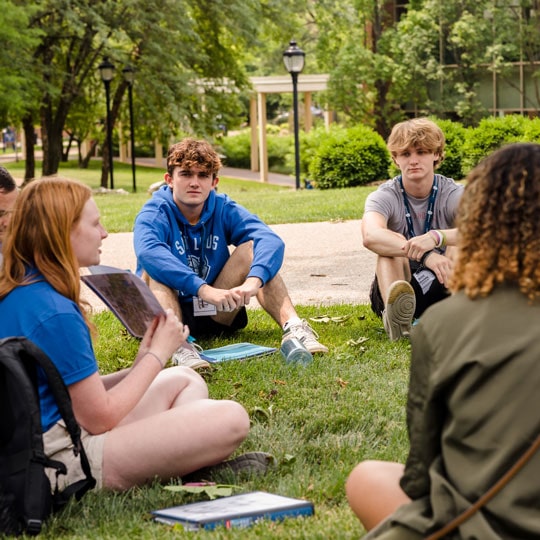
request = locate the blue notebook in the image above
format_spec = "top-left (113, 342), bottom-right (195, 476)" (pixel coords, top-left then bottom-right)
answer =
top-left (201, 343), bottom-right (277, 363)
top-left (152, 491), bottom-right (314, 530)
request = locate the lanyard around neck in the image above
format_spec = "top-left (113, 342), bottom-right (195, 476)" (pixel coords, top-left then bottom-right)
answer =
top-left (398, 175), bottom-right (439, 238)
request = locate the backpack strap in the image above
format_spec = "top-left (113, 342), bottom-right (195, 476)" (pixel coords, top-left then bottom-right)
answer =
top-left (4, 337), bottom-right (96, 501)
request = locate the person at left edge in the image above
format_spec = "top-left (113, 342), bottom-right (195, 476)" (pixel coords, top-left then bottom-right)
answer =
top-left (133, 138), bottom-right (328, 369)
top-left (0, 166), bottom-right (18, 265)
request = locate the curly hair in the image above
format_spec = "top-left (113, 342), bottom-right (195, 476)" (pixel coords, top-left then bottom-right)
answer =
top-left (166, 138), bottom-right (221, 177)
top-left (387, 118), bottom-right (445, 168)
top-left (451, 143), bottom-right (540, 301)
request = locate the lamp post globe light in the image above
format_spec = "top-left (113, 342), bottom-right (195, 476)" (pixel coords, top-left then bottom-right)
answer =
top-left (283, 40), bottom-right (305, 190)
top-left (122, 65), bottom-right (137, 193)
top-left (98, 57), bottom-right (116, 190)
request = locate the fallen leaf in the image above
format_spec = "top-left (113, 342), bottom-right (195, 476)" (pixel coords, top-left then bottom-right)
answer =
top-left (336, 377), bottom-right (349, 388)
top-left (346, 337), bottom-right (370, 347)
top-left (309, 314), bottom-right (352, 324)
top-left (164, 484), bottom-right (238, 499)
top-left (251, 406), bottom-right (271, 422)
top-left (282, 454), bottom-right (296, 464)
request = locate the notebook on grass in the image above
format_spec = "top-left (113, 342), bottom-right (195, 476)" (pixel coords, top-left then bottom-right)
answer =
top-left (151, 491), bottom-right (314, 530)
top-left (201, 343), bottom-right (277, 362)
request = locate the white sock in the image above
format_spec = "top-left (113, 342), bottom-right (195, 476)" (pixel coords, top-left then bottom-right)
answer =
top-left (283, 317), bottom-right (302, 331)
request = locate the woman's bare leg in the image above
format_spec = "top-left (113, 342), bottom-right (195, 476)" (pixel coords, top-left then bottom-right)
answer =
top-left (101, 367), bottom-right (250, 490)
top-left (346, 460), bottom-right (410, 531)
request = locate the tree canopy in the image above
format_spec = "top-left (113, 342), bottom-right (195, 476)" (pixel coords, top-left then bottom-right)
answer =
top-left (1, 0), bottom-right (538, 179)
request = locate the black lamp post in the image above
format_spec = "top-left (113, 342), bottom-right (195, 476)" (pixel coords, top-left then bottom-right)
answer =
top-left (98, 57), bottom-right (115, 190)
top-left (283, 40), bottom-right (305, 190)
top-left (122, 65), bottom-right (137, 193)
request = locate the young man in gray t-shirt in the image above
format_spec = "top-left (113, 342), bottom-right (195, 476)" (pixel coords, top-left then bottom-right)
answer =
top-left (362, 118), bottom-right (463, 340)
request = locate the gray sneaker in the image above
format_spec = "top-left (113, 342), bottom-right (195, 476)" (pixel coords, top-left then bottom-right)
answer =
top-left (282, 319), bottom-right (328, 353)
top-left (382, 280), bottom-right (416, 341)
top-left (171, 343), bottom-right (211, 370)
top-left (181, 452), bottom-right (275, 483)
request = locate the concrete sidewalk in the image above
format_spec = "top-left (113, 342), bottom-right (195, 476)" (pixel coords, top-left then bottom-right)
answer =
top-left (0, 152), bottom-right (376, 308)
top-left (82, 220), bottom-right (376, 311)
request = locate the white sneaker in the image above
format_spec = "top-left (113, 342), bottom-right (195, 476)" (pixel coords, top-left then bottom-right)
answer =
top-left (171, 342), bottom-right (211, 370)
top-left (382, 280), bottom-right (416, 341)
top-left (282, 319), bottom-right (329, 354)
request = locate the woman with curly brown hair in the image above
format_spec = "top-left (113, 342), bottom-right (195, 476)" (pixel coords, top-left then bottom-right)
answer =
top-left (346, 143), bottom-right (540, 539)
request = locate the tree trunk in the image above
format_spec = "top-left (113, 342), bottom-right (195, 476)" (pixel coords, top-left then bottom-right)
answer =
top-left (63, 132), bottom-right (75, 161)
top-left (22, 115), bottom-right (36, 184)
top-left (40, 96), bottom-right (71, 176)
top-left (81, 139), bottom-right (98, 169)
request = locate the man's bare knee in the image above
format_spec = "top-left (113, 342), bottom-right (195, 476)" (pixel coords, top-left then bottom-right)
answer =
top-left (229, 241), bottom-right (253, 267)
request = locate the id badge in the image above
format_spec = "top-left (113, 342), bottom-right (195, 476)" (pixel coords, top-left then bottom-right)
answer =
top-left (192, 296), bottom-right (217, 316)
top-left (413, 269), bottom-right (436, 294)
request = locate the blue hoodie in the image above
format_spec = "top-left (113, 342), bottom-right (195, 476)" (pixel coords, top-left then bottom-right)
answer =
top-left (134, 185), bottom-right (285, 302)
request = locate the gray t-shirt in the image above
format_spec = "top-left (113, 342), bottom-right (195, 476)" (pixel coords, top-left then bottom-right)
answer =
top-left (364, 174), bottom-right (463, 238)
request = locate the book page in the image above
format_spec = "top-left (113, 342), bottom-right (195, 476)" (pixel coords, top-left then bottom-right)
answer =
top-left (81, 266), bottom-right (164, 338)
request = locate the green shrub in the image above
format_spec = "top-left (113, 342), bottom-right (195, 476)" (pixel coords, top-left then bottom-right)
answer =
top-left (461, 115), bottom-right (529, 173)
top-left (434, 118), bottom-right (469, 180)
top-left (217, 130), bottom-right (293, 174)
top-left (521, 117), bottom-right (540, 143)
top-left (308, 125), bottom-right (390, 189)
top-left (267, 134), bottom-right (293, 174)
top-left (218, 131), bottom-right (251, 169)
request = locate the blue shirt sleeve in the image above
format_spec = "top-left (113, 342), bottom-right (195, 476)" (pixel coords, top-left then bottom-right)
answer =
top-left (32, 312), bottom-right (98, 431)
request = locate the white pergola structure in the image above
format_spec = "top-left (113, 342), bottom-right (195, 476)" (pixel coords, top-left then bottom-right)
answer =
top-left (249, 74), bottom-right (330, 183)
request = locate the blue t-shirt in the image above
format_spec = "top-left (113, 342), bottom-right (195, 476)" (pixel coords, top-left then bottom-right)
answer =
top-left (0, 276), bottom-right (98, 431)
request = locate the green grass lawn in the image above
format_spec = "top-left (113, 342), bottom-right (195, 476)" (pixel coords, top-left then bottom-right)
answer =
top-left (4, 159), bottom-right (411, 538)
top-left (41, 307), bottom-right (411, 539)
top-left (3, 160), bottom-right (373, 231)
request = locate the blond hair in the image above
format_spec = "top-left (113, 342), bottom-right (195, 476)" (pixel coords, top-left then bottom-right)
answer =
top-left (387, 118), bottom-right (445, 168)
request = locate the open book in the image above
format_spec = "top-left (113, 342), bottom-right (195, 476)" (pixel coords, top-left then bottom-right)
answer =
top-left (151, 491), bottom-right (314, 530)
top-left (81, 265), bottom-right (164, 339)
top-left (81, 265), bottom-right (277, 361)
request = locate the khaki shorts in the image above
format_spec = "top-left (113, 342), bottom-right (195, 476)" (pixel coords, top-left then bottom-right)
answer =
top-left (43, 420), bottom-right (106, 491)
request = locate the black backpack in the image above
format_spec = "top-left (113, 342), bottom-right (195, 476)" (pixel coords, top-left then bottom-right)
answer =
top-left (0, 337), bottom-right (96, 536)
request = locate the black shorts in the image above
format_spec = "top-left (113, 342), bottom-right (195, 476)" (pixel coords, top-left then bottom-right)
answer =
top-left (369, 264), bottom-right (449, 319)
top-left (180, 301), bottom-right (248, 338)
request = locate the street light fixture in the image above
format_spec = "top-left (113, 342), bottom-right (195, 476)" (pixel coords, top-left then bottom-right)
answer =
top-left (283, 40), bottom-right (305, 190)
top-left (122, 65), bottom-right (137, 193)
top-left (98, 57), bottom-right (116, 190)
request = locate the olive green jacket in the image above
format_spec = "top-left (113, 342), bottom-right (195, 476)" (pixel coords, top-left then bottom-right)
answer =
top-left (367, 286), bottom-right (540, 539)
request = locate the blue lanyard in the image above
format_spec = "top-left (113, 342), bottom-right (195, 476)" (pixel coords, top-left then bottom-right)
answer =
top-left (398, 175), bottom-right (439, 239)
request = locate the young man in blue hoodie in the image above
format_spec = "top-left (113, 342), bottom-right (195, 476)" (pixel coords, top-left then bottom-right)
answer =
top-left (134, 138), bottom-right (327, 368)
